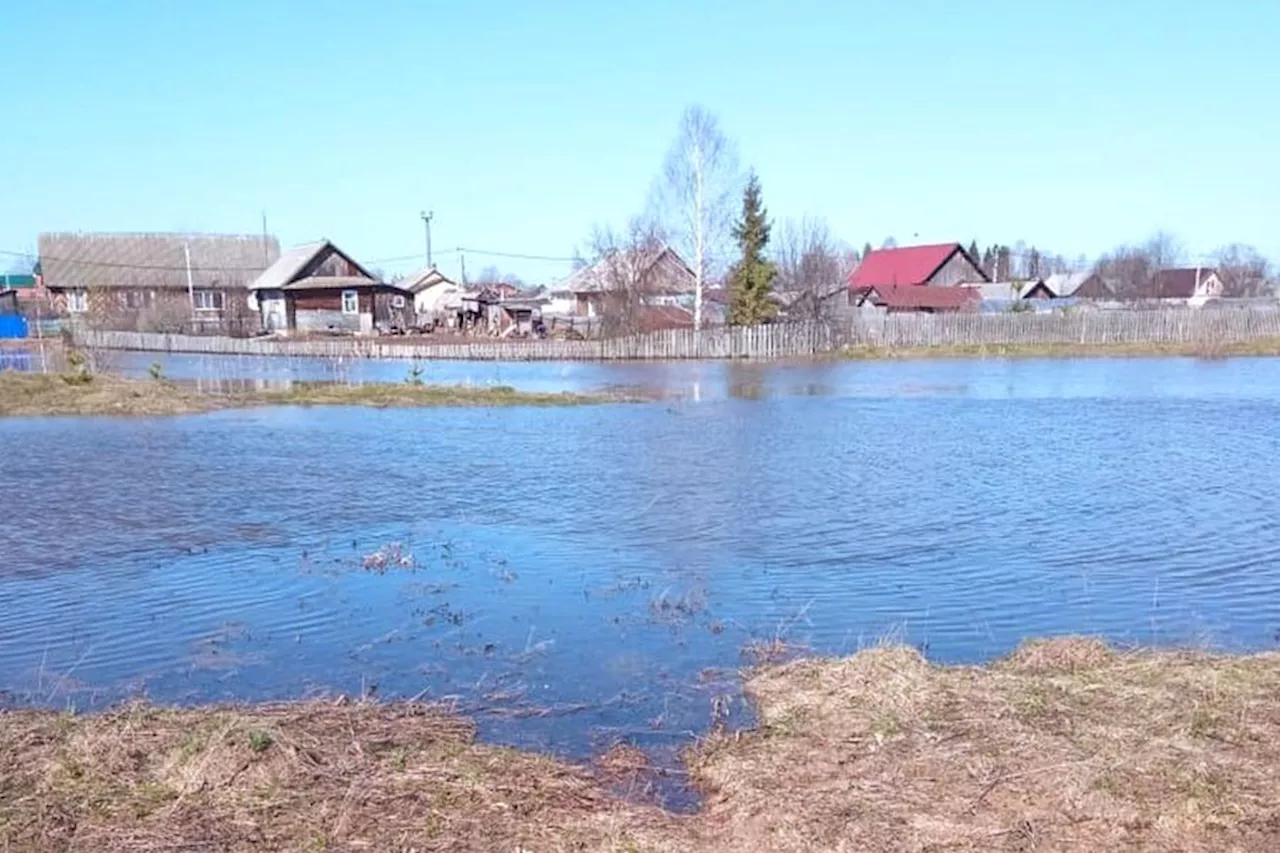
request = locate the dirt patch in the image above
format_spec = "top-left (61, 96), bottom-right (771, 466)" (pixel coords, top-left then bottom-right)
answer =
top-left (0, 371), bottom-right (616, 417)
top-left (4, 639), bottom-right (1280, 851)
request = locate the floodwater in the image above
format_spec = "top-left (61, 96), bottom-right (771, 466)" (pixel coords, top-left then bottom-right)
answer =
top-left (3, 355), bottom-right (1280, 799)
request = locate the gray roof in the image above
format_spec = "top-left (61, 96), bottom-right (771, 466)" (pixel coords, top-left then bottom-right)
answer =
top-left (558, 245), bottom-right (695, 294)
top-left (248, 240), bottom-right (390, 292)
top-left (39, 232), bottom-right (279, 291)
top-left (1043, 272), bottom-right (1101, 298)
top-left (248, 241), bottom-right (329, 291)
top-left (400, 268), bottom-right (456, 294)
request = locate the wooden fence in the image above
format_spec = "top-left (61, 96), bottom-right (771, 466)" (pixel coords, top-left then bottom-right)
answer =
top-left (74, 309), bottom-right (1280, 361)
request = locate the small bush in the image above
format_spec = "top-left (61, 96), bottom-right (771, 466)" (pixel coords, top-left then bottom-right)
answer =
top-left (248, 730), bottom-right (273, 754)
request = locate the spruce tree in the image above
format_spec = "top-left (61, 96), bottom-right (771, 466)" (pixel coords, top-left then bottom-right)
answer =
top-left (727, 172), bottom-right (778, 325)
top-left (967, 240), bottom-right (980, 267)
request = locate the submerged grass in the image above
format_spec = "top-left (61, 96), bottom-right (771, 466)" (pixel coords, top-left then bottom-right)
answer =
top-left (835, 337), bottom-right (1280, 360)
top-left (4, 639), bottom-right (1280, 850)
top-left (0, 371), bottom-right (613, 417)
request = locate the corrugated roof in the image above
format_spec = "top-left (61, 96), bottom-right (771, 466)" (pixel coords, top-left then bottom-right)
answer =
top-left (849, 243), bottom-right (968, 288)
top-left (859, 283), bottom-right (978, 310)
top-left (39, 232), bottom-right (278, 290)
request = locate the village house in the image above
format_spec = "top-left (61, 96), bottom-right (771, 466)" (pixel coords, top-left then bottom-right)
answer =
top-left (448, 287), bottom-right (549, 337)
top-left (852, 283), bottom-right (978, 314)
top-left (400, 268), bottom-right (461, 328)
top-left (249, 240), bottom-right (411, 335)
top-left (1147, 268), bottom-right (1224, 307)
top-left (849, 243), bottom-right (988, 290)
top-left (1043, 272), bottom-right (1114, 300)
top-left (38, 232), bottom-right (278, 334)
top-left (555, 245), bottom-right (697, 321)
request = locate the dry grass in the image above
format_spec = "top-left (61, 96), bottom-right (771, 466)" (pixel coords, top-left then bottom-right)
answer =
top-left (0, 372), bottom-right (217, 417)
top-left (691, 638), bottom-right (1280, 852)
top-left (0, 372), bottom-right (612, 417)
top-left (836, 338), bottom-right (1280, 360)
top-left (0, 701), bottom-right (689, 852)
top-left (5, 639), bottom-right (1280, 851)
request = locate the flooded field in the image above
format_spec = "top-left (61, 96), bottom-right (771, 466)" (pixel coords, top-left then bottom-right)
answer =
top-left (3, 355), bottom-right (1280, 785)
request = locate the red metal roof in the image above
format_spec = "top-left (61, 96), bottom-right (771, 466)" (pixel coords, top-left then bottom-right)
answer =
top-left (848, 243), bottom-right (965, 288)
top-left (859, 283), bottom-right (978, 311)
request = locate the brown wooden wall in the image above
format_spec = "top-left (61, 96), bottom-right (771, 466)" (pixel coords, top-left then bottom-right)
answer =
top-left (289, 289), bottom-right (373, 312)
top-left (928, 252), bottom-right (986, 287)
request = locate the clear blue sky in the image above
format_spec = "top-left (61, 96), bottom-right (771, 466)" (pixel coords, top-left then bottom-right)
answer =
top-left (3, 0), bottom-right (1277, 283)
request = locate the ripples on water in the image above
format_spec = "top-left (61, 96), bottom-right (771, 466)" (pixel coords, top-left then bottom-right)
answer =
top-left (3, 356), bottom-right (1280, 783)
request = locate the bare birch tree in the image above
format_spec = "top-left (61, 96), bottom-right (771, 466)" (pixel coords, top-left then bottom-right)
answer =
top-left (653, 105), bottom-right (740, 331)
top-left (773, 217), bottom-right (850, 321)
top-left (1212, 244), bottom-right (1272, 297)
top-left (584, 218), bottom-right (668, 335)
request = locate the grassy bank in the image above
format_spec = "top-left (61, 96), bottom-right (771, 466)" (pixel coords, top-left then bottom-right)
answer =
top-left (4, 639), bottom-right (1279, 851)
top-left (0, 372), bottom-right (611, 417)
top-left (836, 338), bottom-right (1280, 360)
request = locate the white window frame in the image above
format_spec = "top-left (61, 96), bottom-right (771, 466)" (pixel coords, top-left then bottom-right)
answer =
top-left (67, 290), bottom-right (88, 313)
top-left (341, 289), bottom-right (359, 315)
top-left (193, 289), bottom-right (224, 312)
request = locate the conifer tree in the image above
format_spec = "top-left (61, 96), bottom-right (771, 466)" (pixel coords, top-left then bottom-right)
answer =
top-left (727, 173), bottom-right (778, 325)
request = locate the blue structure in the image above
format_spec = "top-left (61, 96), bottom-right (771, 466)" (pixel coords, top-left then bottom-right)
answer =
top-left (0, 314), bottom-right (27, 339)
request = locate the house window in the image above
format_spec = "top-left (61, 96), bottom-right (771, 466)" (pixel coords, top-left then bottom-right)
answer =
top-left (124, 290), bottom-right (145, 309)
top-left (193, 290), bottom-right (224, 311)
top-left (342, 289), bottom-right (359, 315)
top-left (67, 290), bottom-right (88, 313)
top-left (391, 294), bottom-right (406, 309)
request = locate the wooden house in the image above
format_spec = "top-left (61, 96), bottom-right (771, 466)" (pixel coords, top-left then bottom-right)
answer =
top-left (401, 268), bottom-right (461, 328)
top-left (38, 232), bottom-right (278, 334)
top-left (249, 241), bottom-right (411, 335)
top-left (852, 283), bottom-right (978, 314)
top-left (849, 243), bottom-right (988, 290)
top-left (1148, 268), bottom-right (1224, 307)
top-left (556, 245), bottom-right (697, 320)
top-left (1043, 272), bottom-right (1113, 300)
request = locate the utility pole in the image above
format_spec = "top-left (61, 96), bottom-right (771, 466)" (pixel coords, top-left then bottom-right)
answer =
top-left (460, 250), bottom-right (467, 285)
top-left (420, 211), bottom-right (434, 269)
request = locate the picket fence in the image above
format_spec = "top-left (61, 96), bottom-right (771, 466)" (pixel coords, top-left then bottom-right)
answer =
top-left (74, 309), bottom-right (1280, 361)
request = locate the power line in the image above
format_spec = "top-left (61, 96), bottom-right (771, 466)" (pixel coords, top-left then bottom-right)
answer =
top-left (455, 247), bottom-right (579, 263)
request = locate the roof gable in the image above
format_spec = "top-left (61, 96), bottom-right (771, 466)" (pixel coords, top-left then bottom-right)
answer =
top-left (250, 241), bottom-right (378, 291)
top-left (401, 268), bottom-right (456, 294)
top-left (849, 243), bottom-right (976, 288)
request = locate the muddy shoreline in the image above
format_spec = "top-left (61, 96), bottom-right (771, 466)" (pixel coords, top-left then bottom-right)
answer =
top-left (4, 638), bottom-right (1278, 851)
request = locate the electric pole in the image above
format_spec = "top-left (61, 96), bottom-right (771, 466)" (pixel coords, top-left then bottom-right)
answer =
top-left (420, 211), bottom-right (434, 269)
